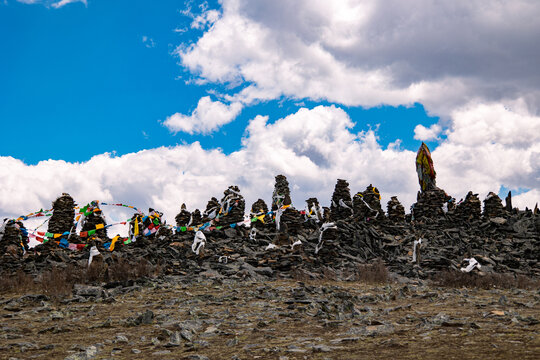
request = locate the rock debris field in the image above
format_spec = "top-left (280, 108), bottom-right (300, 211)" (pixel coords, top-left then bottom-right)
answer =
top-left (1, 278), bottom-right (539, 359)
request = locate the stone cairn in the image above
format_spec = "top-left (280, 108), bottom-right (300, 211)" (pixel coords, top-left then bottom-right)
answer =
top-left (454, 191), bottom-right (481, 221)
top-left (412, 188), bottom-right (450, 219)
top-left (202, 197), bottom-right (220, 224)
top-left (47, 193), bottom-right (75, 236)
top-left (353, 185), bottom-right (383, 221)
top-left (175, 203), bottom-right (192, 228)
top-left (81, 201), bottom-right (108, 240)
top-left (305, 197), bottom-right (323, 229)
top-left (0, 220), bottom-right (28, 257)
top-left (281, 196), bottom-right (303, 236)
top-left (272, 175), bottom-right (302, 235)
top-left (217, 185), bottom-right (245, 227)
top-left (271, 175), bottom-right (291, 211)
top-left (250, 199), bottom-right (271, 230)
top-left (191, 209), bottom-right (202, 227)
top-left (412, 142), bottom-right (453, 220)
top-left (387, 196), bottom-right (405, 222)
top-left (330, 179), bottom-right (353, 221)
top-left (483, 192), bottom-right (506, 218)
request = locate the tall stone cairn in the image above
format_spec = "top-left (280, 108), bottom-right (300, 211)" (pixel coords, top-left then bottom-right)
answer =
top-left (330, 179), bottom-right (353, 221)
top-left (47, 193), bottom-right (75, 235)
top-left (217, 185), bottom-right (245, 227)
top-left (175, 203), bottom-right (191, 227)
top-left (483, 192), bottom-right (506, 218)
top-left (271, 175), bottom-right (291, 211)
top-left (454, 191), bottom-right (481, 221)
top-left (387, 196), bottom-right (405, 222)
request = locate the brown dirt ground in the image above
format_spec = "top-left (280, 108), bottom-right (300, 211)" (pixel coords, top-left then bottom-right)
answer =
top-left (0, 279), bottom-right (539, 359)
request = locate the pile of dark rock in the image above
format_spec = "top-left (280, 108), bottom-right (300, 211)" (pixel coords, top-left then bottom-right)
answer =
top-left (304, 197), bottom-right (323, 229)
top-left (81, 202), bottom-right (108, 240)
top-left (278, 195), bottom-right (303, 236)
top-left (250, 199), bottom-right (271, 230)
top-left (175, 204), bottom-right (191, 228)
top-left (47, 193), bottom-right (76, 235)
top-left (483, 192), bottom-right (506, 218)
top-left (353, 185), bottom-right (383, 221)
top-left (1, 178), bottom-right (539, 285)
top-left (190, 209), bottom-right (202, 227)
top-left (387, 196), bottom-right (405, 222)
top-left (217, 185), bottom-right (245, 227)
top-left (454, 191), bottom-right (481, 222)
top-left (0, 220), bottom-right (28, 258)
top-left (330, 179), bottom-right (353, 221)
top-left (412, 187), bottom-right (451, 220)
top-left (271, 175), bottom-right (291, 211)
top-left (201, 197), bottom-right (220, 224)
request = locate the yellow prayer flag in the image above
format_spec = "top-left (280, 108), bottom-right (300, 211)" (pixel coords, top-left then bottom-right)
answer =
top-left (54, 233), bottom-right (61, 238)
top-left (110, 235), bottom-right (120, 251)
top-left (96, 224), bottom-right (104, 230)
top-left (134, 219), bottom-right (139, 236)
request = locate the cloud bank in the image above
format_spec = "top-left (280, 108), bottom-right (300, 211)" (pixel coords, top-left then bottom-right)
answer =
top-left (1, 105), bottom-right (538, 231)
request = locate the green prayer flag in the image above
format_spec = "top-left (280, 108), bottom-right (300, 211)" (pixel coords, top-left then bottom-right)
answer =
top-left (181, 226), bottom-right (187, 232)
top-left (88, 229), bottom-right (96, 236)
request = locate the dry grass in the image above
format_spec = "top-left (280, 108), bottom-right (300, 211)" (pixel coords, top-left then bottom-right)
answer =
top-left (0, 270), bottom-right (35, 293)
top-left (0, 258), bottom-right (162, 300)
top-left (292, 259), bottom-right (391, 284)
top-left (354, 259), bottom-right (390, 283)
top-left (434, 270), bottom-right (540, 290)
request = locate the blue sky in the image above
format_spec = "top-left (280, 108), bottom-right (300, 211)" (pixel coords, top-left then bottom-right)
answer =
top-left (0, 0), bottom-right (440, 164)
top-left (0, 0), bottom-right (538, 222)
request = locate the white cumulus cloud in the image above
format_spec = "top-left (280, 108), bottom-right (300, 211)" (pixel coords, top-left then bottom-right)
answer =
top-left (163, 96), bottom-right (243, 134)
top-left (178, 0), bottom-right (540, 116)
top-left (414, 124), bottom-right (442, 141)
